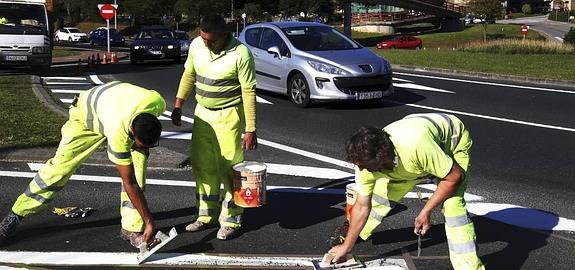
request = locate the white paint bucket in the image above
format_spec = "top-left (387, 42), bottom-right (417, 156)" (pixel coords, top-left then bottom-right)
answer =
top-left (346, 183), bottom-right (358, 221)
top-left (232, 161), bottom-right (267, 208)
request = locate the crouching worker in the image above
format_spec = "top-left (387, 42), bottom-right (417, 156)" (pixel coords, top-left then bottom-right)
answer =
top-left (0, 81), bottom-right (166, 248)
top-left (329, 113), bottom-right (485, 270)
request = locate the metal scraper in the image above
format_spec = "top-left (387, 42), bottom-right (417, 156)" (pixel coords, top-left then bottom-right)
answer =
top-left (137, 227), bottom-right (178, 264)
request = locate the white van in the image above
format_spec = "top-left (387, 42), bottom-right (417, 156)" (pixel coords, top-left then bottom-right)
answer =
top-left (0, 0), bottom-right (51, 68)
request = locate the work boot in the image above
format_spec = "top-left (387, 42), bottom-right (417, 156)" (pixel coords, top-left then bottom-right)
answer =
top-left (185, 220), bottom-right (216, 232)
top-left (0, 212), bottom-right (22, 245)
top-left (216, 226), bottom-right (239, 240)
top-left (120, 228), bottom-right (145, 248)
top-left (328, 220), bottom-right (349, 247)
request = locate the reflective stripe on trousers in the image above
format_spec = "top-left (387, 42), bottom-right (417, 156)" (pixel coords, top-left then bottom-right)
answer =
top-left (120, 148), bottom-right (147, 232)
top-left (191, 104), bottom-right (244, 228)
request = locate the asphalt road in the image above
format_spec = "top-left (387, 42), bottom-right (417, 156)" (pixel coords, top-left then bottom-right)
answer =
top-left (0, 61), bottom-right (575, 269)
top-left (497, 15), bottom-right (574, 41)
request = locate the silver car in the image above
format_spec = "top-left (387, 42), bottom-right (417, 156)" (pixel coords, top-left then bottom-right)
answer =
top-left (238, 22), bottom-right (394, 107)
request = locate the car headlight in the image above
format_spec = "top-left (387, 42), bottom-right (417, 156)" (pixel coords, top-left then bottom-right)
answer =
top-left (134, 45), bottom-right (140, 50)
top-left (167, 45), bottom-right (174, 49)
top-left (32, 46), bottom-right (49, 54)
top-left (307, 60), bottom-right (349, 75)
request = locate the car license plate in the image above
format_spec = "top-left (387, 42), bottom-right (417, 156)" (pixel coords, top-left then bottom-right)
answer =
top-left (150, 51), bottom-right (162, 55)
top-left (5, 55), bottom-right (27, 61)
top-left (358, 91), bottom-right (383, 100)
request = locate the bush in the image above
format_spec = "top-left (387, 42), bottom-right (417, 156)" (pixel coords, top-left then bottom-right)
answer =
top-left (522, 4), bottom-right (532, 14)
top-left (460, 39), bottom-right (575, 54)
top-left (565, 28), bottom-right (575, 46)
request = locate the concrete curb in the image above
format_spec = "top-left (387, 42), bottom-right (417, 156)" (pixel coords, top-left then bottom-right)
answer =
top-left (392, 65), bottom-right (575, 88)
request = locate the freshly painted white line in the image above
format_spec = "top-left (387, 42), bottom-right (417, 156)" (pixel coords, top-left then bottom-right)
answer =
top-left (265, 162), bottom-right (353, 179)
top-left (161, 131), bottom-right (191, 140)
top-left (59, 98), bottom-right (74, 104)
top-left (44, 82), bottom-right (92, 85)
top-left (41, 77), bottom-right (86, 81)
top-left (27, 163), bottom-right (43, 171)
top-left (467, 203), bottom-right (575, 232)
top-left (393, 82), bottom-right (455, 93)
top-left (257, 96), bottom-right (273, 104)
top-left (387, 100), bottom-right (575, 133)
top-left (395, 72), bottom-right (575, 94)
top-left (555, 36), bottom-right (563, 41)
top-left (157, 115), bottom-right (170, 121)
top-left (50, 63), bottom-right (80, 68)
top-left (51, 89), bottom-right (85, 94)
top-left (89, 74), bottom-right (105, 85)
top-left (392, 78), bottom-right (413, 83)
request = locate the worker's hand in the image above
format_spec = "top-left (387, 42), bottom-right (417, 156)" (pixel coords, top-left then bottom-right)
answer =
top-left (242, 132), bottom-right (257, 150)
top-left (142, 222), bottom-right (157, 245)
top-left (328, 244), bottom-right (350, 264)
top-left (171, 107), bottom-right (182, 126)
top-left (414, 209), bottom-right (432, 236)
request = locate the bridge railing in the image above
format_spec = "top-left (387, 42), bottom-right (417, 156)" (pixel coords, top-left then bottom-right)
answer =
top-left (444, 2), bottom-right (466, 14)
top-left (352, 11), bottom-right (429, 24)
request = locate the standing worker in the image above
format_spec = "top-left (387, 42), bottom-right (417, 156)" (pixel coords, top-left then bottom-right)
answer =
top-left (171, 14), bottom-right (257, 240)
top-left (330, 113), bottom-right (485, 270)
top-left (0, 81), bottom-right (166, 248)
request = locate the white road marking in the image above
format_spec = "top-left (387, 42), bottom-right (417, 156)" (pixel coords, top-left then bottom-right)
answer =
top-left (467, 203), bottom-right (575, 231)
top-left (59, 98), bottom-right (74, 104)
top-left (0, 251), bottom-right (409, 269)
top-left (89, 74), bottom-right (105, 85)
top-left (162, 110), bottom-right (194, 124)
top-left (157, 115), bottom-right (170, 121)
top-left (395, 72), bottom-right (575, 94)
top-left (51, 89), bottom-right (85, 94)
top-left (44, 82), bottom-right (92, 85)
top-left (41, 77), bottom-right (86, 81)
top-left (387, 100), bottom-right (575, 132)
top-left (265, 162), bottom-right (352, 179)
top-left (50, 63), bottom-right (80, 68)
top-left (257, 96), bottom-right (273, 104)
top-left (392, 78), bottom-right (413, 83)
top-left (393, 82), bottom-right (455, 93)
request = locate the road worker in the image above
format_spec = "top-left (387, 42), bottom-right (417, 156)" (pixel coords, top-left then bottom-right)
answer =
top-left (171, 14), bottom-right (257, 240)
top-left (0, 81), bottom-right (166, 248)
top-left (329, 113), bottom-right (485, 270)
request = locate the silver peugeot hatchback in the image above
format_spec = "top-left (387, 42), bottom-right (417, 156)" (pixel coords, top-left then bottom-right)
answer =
top-left (238, 21), bottom-right (394, 107)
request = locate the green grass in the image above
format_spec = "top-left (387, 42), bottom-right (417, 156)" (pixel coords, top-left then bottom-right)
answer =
top-left (53, 47), bottom-right (82, 58)
top-left (0, 76), bottom-right (66, 148)
top-left (375, 50), bottom-right (575, 81)
top-left (461, 39), bottom-right (574, 54)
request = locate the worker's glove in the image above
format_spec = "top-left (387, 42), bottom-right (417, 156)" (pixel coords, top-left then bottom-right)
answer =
top-left (171, 107), bottom-right (182, 126)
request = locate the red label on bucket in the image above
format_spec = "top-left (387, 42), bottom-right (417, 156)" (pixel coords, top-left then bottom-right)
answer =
top-left (241, 187), bottom-right (258, 206)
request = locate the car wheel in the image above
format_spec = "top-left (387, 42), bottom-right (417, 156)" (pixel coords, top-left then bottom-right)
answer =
top-left (416, 45), bottom-right (422, 50)
top-left (288, 73), bottom-right (311, 108)
top-left (173, 56), bottom-right (181, 64)
top-left (130, 56), bottom-right (138, 65)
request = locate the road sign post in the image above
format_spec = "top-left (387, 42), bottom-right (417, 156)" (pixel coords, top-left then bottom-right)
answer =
top-left (98, 4), bottom-right (117, 53)
top-left (521, 24), bottom-right (529, 40)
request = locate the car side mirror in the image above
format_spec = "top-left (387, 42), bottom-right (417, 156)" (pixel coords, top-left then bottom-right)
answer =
top-left (267, 46), bottom-right (282, 59)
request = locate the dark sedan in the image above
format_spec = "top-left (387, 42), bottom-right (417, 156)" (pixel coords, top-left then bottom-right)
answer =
top-left (130, 27), bottom-right (181, 65)
top-left (89, 28), bottom-right (125, 47)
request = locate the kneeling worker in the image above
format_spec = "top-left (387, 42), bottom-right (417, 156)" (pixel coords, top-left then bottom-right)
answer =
top-left (0, 81), bottom-right (166, 248)
top-left (330, 113), bottom-right (484, 270)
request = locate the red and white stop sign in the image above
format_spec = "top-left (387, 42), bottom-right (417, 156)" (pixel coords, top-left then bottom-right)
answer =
top-left (99, 4), bottom-right (115, 20)
top-left (521, 25), bottom-right (529, 35)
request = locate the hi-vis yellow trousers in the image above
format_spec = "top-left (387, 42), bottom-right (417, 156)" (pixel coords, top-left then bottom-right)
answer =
top-left (359, 130), bottom-right (484, 270)
top-left (191, 104), bottom-right (244, 229)
top-left (11, 103), bottom-right (147, 233)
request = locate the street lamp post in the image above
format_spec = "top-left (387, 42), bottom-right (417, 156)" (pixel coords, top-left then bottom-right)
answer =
top-left (231, 0), bottom-right (234, 20)
top-left (114, 0), bottom-right (117, 30)
top-left (242, 13), bottom-right (246, 29)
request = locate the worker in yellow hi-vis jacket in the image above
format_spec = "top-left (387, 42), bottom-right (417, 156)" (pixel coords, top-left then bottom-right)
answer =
top-left (171, 14), bottom-right (257, 241)
top-left (0, 81), bottom-right (166, 248)
top-left (329, 113), bottom-right (484, 270)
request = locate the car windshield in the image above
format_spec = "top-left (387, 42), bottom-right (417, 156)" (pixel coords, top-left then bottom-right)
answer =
top-left (281, 26), bottom-right (360, 51)
top-left (139, 29), bottom-right (174, 39)
top-left (0, 3), bottom-right (47, 34)
top-left (67, 28), bottom-right (80, 33)
top-left (175, 32), bottom-right (189, 40)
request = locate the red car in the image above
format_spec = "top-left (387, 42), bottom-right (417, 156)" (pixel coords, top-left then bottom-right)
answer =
top-left (377, 35), bottom-right (423, 49)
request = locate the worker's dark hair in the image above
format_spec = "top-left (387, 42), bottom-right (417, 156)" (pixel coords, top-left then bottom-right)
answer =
top-left (345, 127), bottom-right (394, 167)
top-left (131, 113), bottom-right (162, 146)
top-left (200, 14), bottom-right (227, 34)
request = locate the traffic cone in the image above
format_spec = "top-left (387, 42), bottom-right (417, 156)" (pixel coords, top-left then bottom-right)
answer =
top-left (102, 53), bottom-right (107, 65)
top-left (111, 52), bottom-right (117, 63)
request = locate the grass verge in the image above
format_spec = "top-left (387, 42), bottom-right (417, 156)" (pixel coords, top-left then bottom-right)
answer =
top-left (0, 75), bottom-right (66, 148)
top-left (375, 50), bottom-right (575, 81)
top-left (53, 47), bottom-right (82, 58)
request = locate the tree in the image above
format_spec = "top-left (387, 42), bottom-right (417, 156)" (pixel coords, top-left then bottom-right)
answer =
top-left (467, 0), bottom-right (505, 41)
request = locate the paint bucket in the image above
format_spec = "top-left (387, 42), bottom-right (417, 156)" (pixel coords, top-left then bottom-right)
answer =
top-left (345, 183), bottom-right (358, 221)
top-left (232, 161), bottom-right (267, 208)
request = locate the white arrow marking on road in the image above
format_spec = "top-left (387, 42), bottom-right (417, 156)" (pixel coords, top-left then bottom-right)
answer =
top-left (467, 203), bottom-right (575, 231)
top-left (257, 96), bottom-right (273, 104)
top-left (393, 82), bottom-right (455, 93)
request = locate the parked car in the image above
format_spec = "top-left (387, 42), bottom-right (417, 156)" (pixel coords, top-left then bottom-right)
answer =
top-left (174, 30), bottom-right (191, 56)
top-left (54, 27), bottom-right (88, 43)
top-left (89, 28), bottom-right (125, 47)
top-left (376, 35), bottom-right (423, 49)
top-left (238, 22), bottom-right (394, 107)
top-left (130, 26), bottom-right (181, 64)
